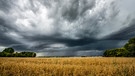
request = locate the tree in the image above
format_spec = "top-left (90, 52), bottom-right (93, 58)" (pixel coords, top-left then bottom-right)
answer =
top-left (32, 52), bottom-right (36, 57)
top-left (124, 37), bottom-right (135, 56)
top-left (3, 48), bottom-right (14, 53)
top-left (0, 47), bottom-right (36, 57)
top-left (103, 49), bottom-right (115, 57)
top-left (0, 52), bottom-right (5, 57)
top-left (19, 52), bottom-right (36, 57)
top-left (103, 48), bottom-right (129, 57)
top-left (115, 48), bottom-right (129, 57)
top-left (103, 36), bottom-right (135, 57)
top-left (128, 37), bottom-right (135, 44)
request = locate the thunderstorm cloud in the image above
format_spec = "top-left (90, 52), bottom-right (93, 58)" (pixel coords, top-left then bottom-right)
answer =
top-left (0, 0), bottom-right (135, 56)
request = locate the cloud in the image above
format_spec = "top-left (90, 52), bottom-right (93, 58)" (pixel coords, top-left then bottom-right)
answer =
top-left (104, 19), bottom-right (135, 40)
top-left (0, 0), bottom-right (135, 56)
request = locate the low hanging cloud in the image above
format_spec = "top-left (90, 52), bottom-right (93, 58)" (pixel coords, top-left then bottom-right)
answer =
top-left (0, 0), bottom-right (135, 56)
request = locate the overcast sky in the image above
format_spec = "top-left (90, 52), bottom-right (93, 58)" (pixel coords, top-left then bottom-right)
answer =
top-left (0, 0), bottom-right (135, 56)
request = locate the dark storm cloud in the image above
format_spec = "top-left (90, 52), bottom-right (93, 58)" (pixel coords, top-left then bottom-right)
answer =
top-left (0, 0), bottom-right (13, 13)
top-left (105, 19), bottom-right (135, 40)
top-left (0, 33), bottom-right (19, 46)
top-left (27, 35), bottom-right (97, 46)
top-left (0, 18), bottom-right (20, 46)
top-left (60, 0), bottom-right (96, 21)
top-left (21, 34), bottom-right (97, 51)
top-left (0, 0), bottom-right (135, 56)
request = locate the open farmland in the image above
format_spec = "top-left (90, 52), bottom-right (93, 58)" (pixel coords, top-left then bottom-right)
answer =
top-left (0, 57), bottom-right (135, 76)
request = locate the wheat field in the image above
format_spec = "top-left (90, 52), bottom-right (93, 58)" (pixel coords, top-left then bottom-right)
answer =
top-left (0, 57), bottom-right (135, 76)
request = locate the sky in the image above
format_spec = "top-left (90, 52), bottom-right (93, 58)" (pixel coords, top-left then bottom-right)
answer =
top-left (0, 0), bottom-right (135, 56)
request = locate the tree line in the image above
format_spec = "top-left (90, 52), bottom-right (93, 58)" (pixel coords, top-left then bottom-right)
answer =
top-left (0, 48), bottom-right (36, 57)
top-left (103, 37), bottom-right (135, 57)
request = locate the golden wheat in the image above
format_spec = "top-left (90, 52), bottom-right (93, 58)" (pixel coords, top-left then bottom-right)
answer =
top-left (0, 57), bottom-right (135, 76)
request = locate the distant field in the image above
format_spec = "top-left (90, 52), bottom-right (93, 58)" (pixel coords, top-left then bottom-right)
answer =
top-left (0, 57), bottom-right (135, 76)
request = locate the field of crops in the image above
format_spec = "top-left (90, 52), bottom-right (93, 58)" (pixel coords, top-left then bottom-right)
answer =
top-left (0, 57), bottom-right (135, 76)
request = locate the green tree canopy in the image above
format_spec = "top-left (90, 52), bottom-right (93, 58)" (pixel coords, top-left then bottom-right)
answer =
top-left (103, 48), bottom-right (129, 57)
top-left (128, 37), bottom-right (135, 44)
top-left (124, 37), bottom-right (135, 56)
top-left (0, 47), bottom-right (36, 57)
top-left (3, 48), bottom-right (14, 53)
